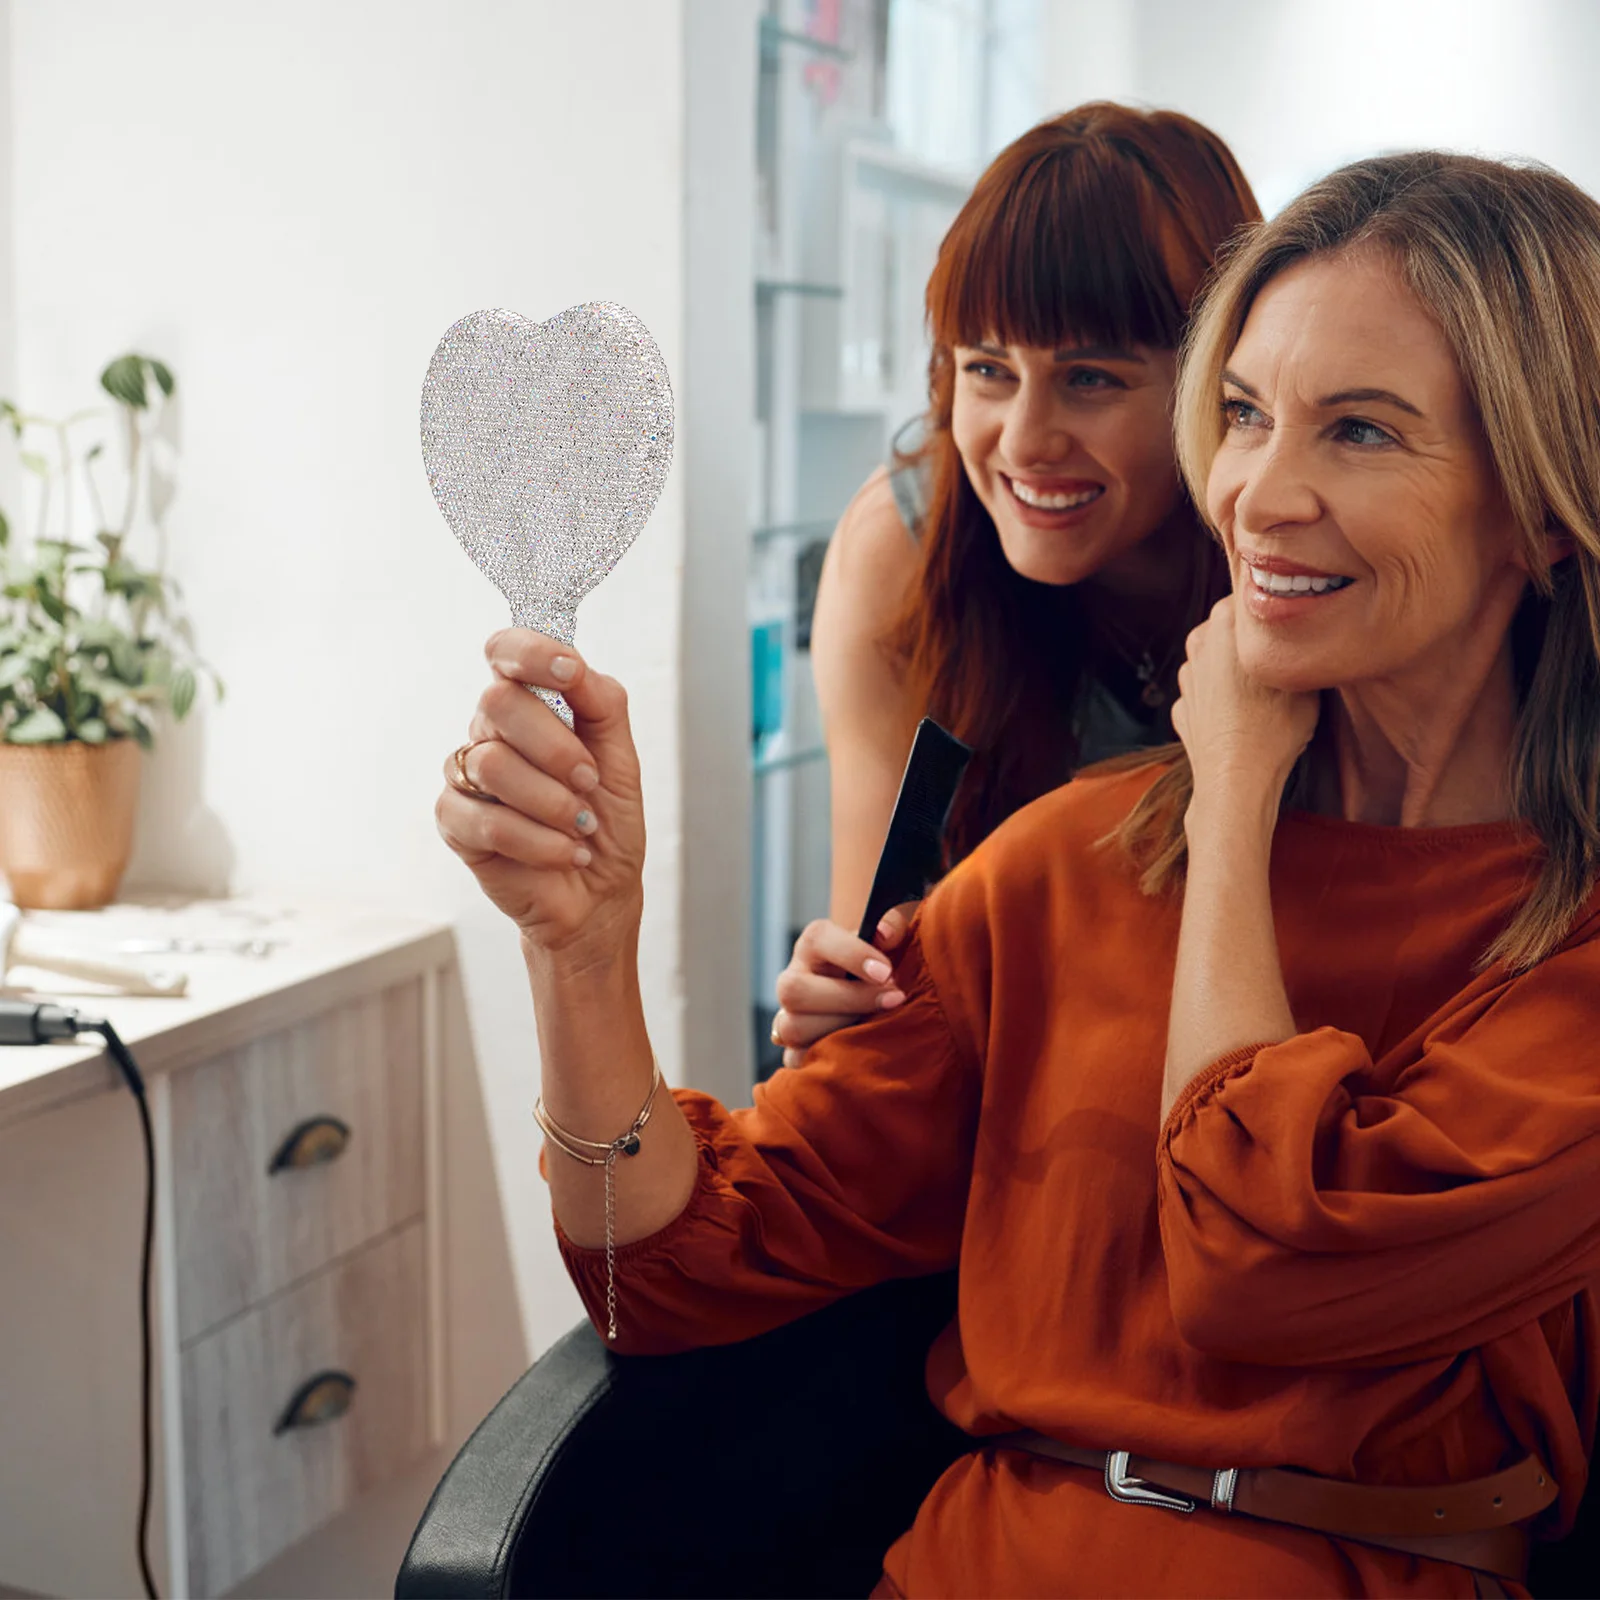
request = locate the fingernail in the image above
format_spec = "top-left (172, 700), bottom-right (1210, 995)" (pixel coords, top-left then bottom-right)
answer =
top-left (572, 845), bottom-right (592, 868)
top-left (571, 763), bottom-right (599, 792)
top-left (550, 655), bottom-right (578, 683)
top-left (492, 658), bottom-right (524, 681)
top-left (575, 809), bottom-right (597, 836)
top-left (877, 918), bottom-right (897, 941)
top-left (864, 957), bottom-right (892, 983)
top-left (878, 989), bottom-right (905, 1010)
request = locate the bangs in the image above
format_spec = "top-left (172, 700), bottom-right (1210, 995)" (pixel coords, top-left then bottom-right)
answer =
top-left (928, 145), bottom-right (1190, 354)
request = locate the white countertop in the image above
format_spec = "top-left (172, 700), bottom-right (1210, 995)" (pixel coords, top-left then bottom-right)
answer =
top-left (0, 897), bottom-right (455, 1127)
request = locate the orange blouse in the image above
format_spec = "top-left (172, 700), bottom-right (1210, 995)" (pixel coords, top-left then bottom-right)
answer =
top-left (559, 766), bottom-right (1600, 1597)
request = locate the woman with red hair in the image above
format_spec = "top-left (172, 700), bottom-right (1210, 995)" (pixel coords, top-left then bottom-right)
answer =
top-left (772, 103), bottom-right (1259, 1064)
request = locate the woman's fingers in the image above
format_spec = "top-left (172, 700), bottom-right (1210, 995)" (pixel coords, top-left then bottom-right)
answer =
top-left (793, 917), bottom-right (903, 984)
top-left (770, 1005), bottom-right (874, 1051)
top-left (770, 985), bottom-right (904, 1060)
top-left (872, 901), bottom-right (919, 950)
top-left (775, 966), bottom-right (905, 1019)
top-left (437, 631), bottom-right (651, 954)
top-left (435, 785), bottom-right (593, 871)
top-left (770, 915), bottom-right (914, 1067)
top-left (485, 629), bottom-right (640, 796)
top-left (771, 1009), bottom-right (860, 1048)
top-left (773, 922), bottom-right (907, 1024)
top-left (467, 633), bottom-right (645, 869)
top-left (444, 738), bottom-right (598, 840)
top-left (1173, 596), bottom-right (1319, 797)
top-left (472, 673), bottom-right (601, 797)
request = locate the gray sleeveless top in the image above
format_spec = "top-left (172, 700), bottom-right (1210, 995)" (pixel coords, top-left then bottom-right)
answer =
top-left (885, 418), bottom-right (1164, 768)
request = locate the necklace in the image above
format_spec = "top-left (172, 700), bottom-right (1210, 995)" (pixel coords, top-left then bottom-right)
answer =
top-left (1089, 591), bottom-right (1179, 713)
top-left (1134, 652), bottom-right (1165, 709)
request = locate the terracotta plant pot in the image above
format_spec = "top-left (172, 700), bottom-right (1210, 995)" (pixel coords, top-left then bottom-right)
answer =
top-left (0, 737), bottom-right (142, 909)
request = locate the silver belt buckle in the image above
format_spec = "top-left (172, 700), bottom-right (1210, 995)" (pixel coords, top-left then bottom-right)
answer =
top-left (1104, 1450), bottom-right (1196, 1514)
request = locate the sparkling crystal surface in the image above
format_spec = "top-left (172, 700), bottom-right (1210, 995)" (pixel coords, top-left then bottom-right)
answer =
top-left (420, 302), bottom-right (674, 719)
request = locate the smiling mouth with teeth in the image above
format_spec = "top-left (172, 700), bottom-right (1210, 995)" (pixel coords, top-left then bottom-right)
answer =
top-left (1008, 478), bottom-right (1104, 511)
top-left (1246, 565), bottom-right (1354, 596)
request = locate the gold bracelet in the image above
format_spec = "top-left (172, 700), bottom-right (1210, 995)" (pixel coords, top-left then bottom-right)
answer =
top-left (534, 1060), bottom-right (663, 1341)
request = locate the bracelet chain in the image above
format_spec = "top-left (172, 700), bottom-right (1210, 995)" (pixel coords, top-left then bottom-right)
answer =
top-left (534, 1060), bottom-right (663, 1341)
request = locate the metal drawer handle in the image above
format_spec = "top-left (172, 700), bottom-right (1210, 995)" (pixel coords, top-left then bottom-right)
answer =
top-left (273, 1369), bottom-right (357, 1434)
top-left (268, 1115), bottom-right (351, 1174)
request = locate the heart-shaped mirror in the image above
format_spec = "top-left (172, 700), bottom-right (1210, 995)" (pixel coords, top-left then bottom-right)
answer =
top-left (420, 302), bottom-right (674, 718)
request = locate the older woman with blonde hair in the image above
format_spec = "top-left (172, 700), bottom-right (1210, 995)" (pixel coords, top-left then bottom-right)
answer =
top-left (439, 150), bottom-right (1600, 1596)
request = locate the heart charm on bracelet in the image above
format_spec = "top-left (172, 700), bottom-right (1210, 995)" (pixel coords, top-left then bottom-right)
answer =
top-left (420, 303), bottom-right (675, 721)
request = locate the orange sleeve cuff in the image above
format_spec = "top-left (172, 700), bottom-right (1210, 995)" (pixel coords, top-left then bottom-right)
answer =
top-left (1160, 1041), bottom-right (1278, 1142)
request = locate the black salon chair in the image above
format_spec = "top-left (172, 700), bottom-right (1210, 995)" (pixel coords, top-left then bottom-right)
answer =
top-left (395, 1269), bottom-right (1597, 1599)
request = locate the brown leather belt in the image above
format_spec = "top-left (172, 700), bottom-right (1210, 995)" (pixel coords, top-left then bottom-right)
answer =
top-left (994, 1430), bottom-right (1556, 1588)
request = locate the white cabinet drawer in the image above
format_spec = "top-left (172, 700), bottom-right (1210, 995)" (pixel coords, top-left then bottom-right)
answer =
top-left (181, 1222), bottom-right (429, 1596)
top-left (169, 980), bottom-right (425, 1341)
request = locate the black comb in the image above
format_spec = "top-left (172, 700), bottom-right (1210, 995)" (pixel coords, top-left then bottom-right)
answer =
top-left (856, 718), bottom-right (973, 941)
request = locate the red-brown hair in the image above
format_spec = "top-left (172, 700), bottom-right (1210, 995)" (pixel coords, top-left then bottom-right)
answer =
top-left (893, 103), bottom-right (1259, 864)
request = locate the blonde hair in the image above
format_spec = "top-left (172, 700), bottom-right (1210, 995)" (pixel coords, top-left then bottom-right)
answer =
top-left (1117, 151), bottom-right (1600, 972)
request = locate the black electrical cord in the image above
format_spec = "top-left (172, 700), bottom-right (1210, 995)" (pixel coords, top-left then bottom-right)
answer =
top-left (0, 1001), bottom-right (158, 1600)
top-left (94, 1020), bottom-right (159, 1600)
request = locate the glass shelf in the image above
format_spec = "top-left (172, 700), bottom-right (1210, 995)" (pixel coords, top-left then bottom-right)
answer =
top-left (755, 278), bottom-right (845, 299)
top-left (759, 16), bottom-right (852, 63)
top-left (751, 517), bottom-right (834, 546)
top-left (753, 744), bottom-right (827, 778)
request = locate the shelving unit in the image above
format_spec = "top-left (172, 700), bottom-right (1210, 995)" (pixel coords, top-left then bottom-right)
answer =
top-left (747, 0), bottom-right (1039, 1080)
top-left (750, 1), bottom-right (949, 1077)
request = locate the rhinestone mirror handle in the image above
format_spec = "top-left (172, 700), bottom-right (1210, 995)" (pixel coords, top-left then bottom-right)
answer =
top-left (510, 602), bottom-right (578, 726)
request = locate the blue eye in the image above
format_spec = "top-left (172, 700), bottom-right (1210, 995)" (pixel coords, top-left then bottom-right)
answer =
top-left (962, 360), bottom-right (1011, 381)
top-left (1222, 398), bottom-right (1265, 429)
top-left (1336, 417), bottom-right (1394, 446)
top-left (1065, 367), bottom-right (1120, 389)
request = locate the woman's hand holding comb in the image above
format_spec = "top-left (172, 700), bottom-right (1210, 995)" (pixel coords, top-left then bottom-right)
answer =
top-left (771, 906), bottom-right (917, 1071)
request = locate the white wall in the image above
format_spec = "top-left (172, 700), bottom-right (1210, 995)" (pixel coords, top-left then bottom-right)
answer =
top-left (7, 0), bottom-right (696, 1362)
top-left (1045, 0), bottom-right (1600, 216)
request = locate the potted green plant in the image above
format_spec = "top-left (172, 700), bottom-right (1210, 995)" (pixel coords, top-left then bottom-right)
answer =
top-left (0, 354), bottom-right (218, 908)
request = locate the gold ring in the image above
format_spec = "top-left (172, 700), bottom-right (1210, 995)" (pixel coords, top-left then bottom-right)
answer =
top-left (447, 741), bottom-right (499, 804)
